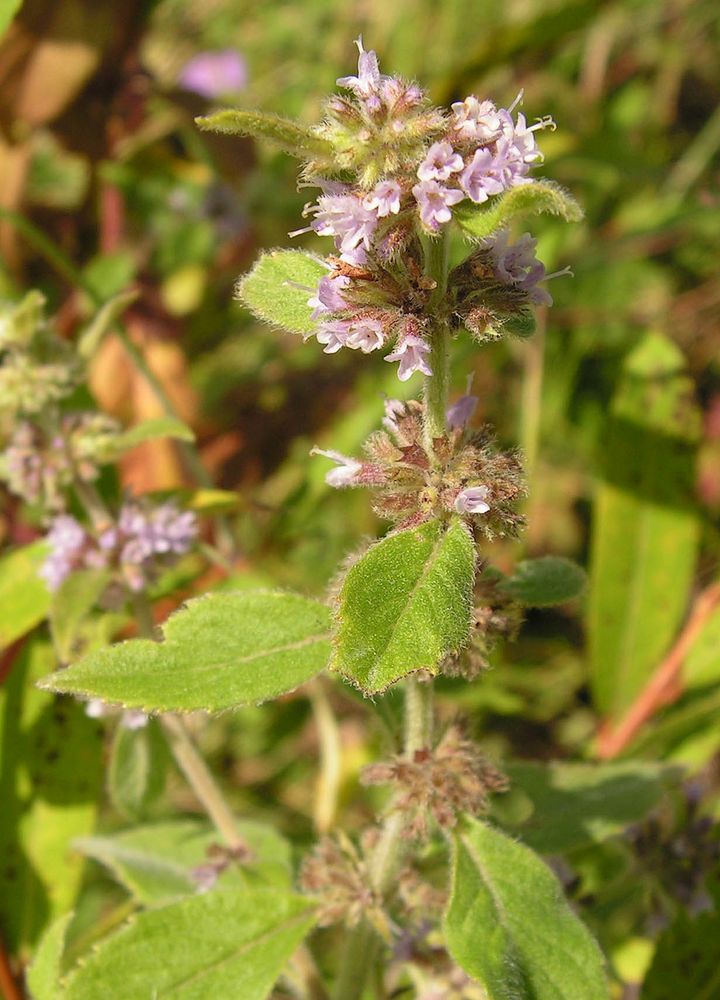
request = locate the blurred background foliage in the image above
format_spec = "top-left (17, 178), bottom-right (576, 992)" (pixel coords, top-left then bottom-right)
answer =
top-left (0, 0), bottom-right (719, 995)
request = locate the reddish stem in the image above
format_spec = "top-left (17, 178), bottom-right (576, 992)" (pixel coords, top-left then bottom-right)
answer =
top-left (0, 934), bottom-right (22, 1000)
top-left (597, 581), bottom-right (720, 758)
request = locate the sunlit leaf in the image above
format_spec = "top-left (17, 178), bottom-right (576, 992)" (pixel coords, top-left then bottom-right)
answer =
top-left (196, 109), bottom-right (334, 160)
top-left (0, 540), bottom-right (50, 650)
top-left (237, 250), bottom-right (327, 336)
top-left (455, 181), bottom-right (583, 240)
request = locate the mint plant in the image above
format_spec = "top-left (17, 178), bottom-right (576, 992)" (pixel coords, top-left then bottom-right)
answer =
top-left (4, 38), bottom-right (630, 1000)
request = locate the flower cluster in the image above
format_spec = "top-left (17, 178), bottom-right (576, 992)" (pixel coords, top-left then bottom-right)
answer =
top-left (292, 40), bottom-right (558, 379)
top-left (361, 725), bottom-right (508, 841)
top-left (0, 414), bottom-right (121, 512)
top-left (299, 834), bottom-right (387, 934)
top-left (313, 398), bottom-right (525, 538)
top-left (40, 499), bottom-right (197, 594)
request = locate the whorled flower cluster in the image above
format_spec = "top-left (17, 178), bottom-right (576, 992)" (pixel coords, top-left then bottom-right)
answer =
top-left (40, 499), bottom-right (197, 594)
top-left (294, 40), bottom-right (561, 379)
top-left (0, 414), bottom-right (121, 512)
top-left (360, 725), bottom-right (508, 841)
top-left (298, 834), bottom-right (388, 934)
top-left (313, 397), bottom-right (524, 538)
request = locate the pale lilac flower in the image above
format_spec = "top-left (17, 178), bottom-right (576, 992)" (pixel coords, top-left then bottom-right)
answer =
top-left (179, 51), bottom-right (247, 98)
top-left (40, 515), bottom-right (94, 591)
top-left (459, 148), bottom-right (507, 203)
top-left (384, 334), bottom-right (433, 381)
top-left (337, 38), bottom-right (386, 110)
top-left (363, 180), bottom-right (402, 218)
top-left (451, 96), bottom-right (503, 142)
top-left (309, 194), bottom-right (378, 256)
top-left (97, 501), bottom-right (197, 592)
top-left (412, 181), bottom-right (464, 231)
top-left (487, 229), bottom-right (542, 284)
top-left (311, 448), bottom-right (362, 488)
top-left (382, 397), bottom-right (405, 435)
top-left (447, 379), bottom-right (479, 429)
top-left (316, 317), bottom-right (384, 355)
top-left (417, 142), bottom-right (464, 182)
top-left (85, 699), bottom-right (148, 730)
top-left (454, 485), bottom-right (490, 514)
top-left (316, 322), bottom-right (351, 354)
top-left (308, 274), bottom-right (351, 319)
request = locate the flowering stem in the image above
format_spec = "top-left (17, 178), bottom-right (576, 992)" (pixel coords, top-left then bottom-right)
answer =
top-left (422, 231), bottom-right (450, 449)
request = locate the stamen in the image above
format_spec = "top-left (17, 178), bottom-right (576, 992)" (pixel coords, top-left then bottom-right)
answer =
top-left (508, 89), bottom-right (524, 114)
top-left (545, 265), bottom-right (573, 281)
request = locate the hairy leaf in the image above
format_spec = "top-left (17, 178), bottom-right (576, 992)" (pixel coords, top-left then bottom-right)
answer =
top-left (26, 912), bottom-right (73, 1000)
top-left (333, 517), bottom-right (476, 693)
top-left (196, 109), bottom-right (333, 159)
top-left (0, 540), bottom-right (50, 650)
top-left (455, 181), bottom-right (583, 239)
top-left (74, 818), bottom-right (292, 904)
top-left (589, 332), bottom-right (701, 717)
top-left (501, 556), bottom-right (586, 607)
top-left (237, 250), bottom-right (327, 336)
top-left (62, 888), bottom-right (316, 999)
top-left (444, 818), bottom-right (609, 1000)
top-left (50, 569), bottom-right (112, 662)
top-left (40, 591), bottom-right (331, 713)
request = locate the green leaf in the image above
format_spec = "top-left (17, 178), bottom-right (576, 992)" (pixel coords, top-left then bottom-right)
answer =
top-left (683, 604), bottom-right (720, 690)
top-left (454, 181), bottom-right (583, 239)
top-left (26, 912), bottom-right (73, 1000)
top-left (108, 720), bottom-right (169, 820)
top-left (112, 416), bottom-right (196, 452)
top-left (50, 569), bottom-right (112, 662)
top-left (62, 888), bottom-right (316, 1000)
top-left (237, 250), bottom-right (328, 336)
top-left (74, 818), bottom-right (293, 905)
top-left (40, 591), bottom-right (331, 713)
top-left (588, 332), bottom-right (702, 717)
top-left (0, 541), bottom-right (51, 650)
top-left (333, 517), bottom-right (476, 694)
top-left (640, 888), bottom-right (720, 1000)
top-left (444, 818), bottom-right (609, 1000)
top-left (0, 639), bottom-right (103, 959)
top-left (195, 109), bottom-right (333, 159)
top-left (496, 760), bottom-right (677, 854)
top-left (501, 556), bottom-right (586, 607)
top-left (77, 290), bottom-right (138, 360)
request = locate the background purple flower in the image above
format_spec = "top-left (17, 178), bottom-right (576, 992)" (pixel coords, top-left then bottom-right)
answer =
top-left (179, 51), bottom-right (248, 99)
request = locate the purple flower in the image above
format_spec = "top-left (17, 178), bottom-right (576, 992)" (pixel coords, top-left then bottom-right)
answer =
top-left (179, 51), bottom-right (247, 98)
top-left (446, 383), bottom-right (479, 429)
top-left (316, 322), bottom-right (350, 354)
top-left (382, 397), bottom-right (405, 435)
top-left (384, 334), bottom-right (433, 381)
top-left (39, 515), bottom-right (95, 592)
top-left (459, 148), bottom-right (507, 203)
top-left (311, 447), bottom-right (362, 487)
top-left (363, 179), bottom-right (402, 218)
top-left (454, 485), bottom-right (490, 514)
top-left (412, 181), bottom-right (464, 231)
top-left (417, 142), bottom-right (464, 183)
top-left (309, 194), bottom-right (378, 257)
top-left (451, 96), bottom-right (503, 142)
top-left (308, 274), bottom-right (351, 318)
top-left (85, 699), bottom-right (148, 730)
top-left (316, 316), bottom-right (384, 355)
top-left (484, 230), bottom-right (570, 307)
top-left (337, 38), bottom-right (386, 110)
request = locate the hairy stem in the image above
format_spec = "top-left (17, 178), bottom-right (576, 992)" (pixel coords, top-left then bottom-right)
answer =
top-left (423, 231), bottom-right (450, 449)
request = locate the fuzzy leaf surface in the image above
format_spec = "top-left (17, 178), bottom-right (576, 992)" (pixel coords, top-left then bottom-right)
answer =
top-left (195, 109), bottom-right (333, 158)
top-left (0, 540), bottom-right (50, 649)
top-left (40, 590), bottom-right (331, 713)
top-left (454, 181), bottom-right (583, 239)
top-left (26, 913), bottom-right (73, 1000)
top-left (333, 517), bottom-right (476, 693)
top-left (62, 888), bottom-right (316, 999)
top-left (444, 818), bottom-right (609, 1000)
top-left (496, 760), bottom-right (676, 854)
top-left (237, 250), bottom-right (327, 336)
top-left (501, 556), bottom-right (586, 606)
top-left (589, 332), bottom-right (701, 717)
top-left (74, 818), bottom-right (292, 904)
